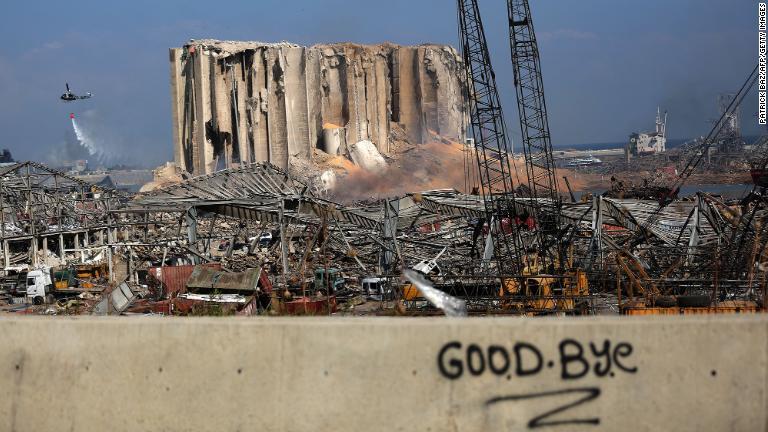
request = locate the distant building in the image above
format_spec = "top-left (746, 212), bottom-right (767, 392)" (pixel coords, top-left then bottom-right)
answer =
top-left (714, 93), bottom-right (744, 154)
top-left (628, 108), bottom-right (667, 156)
top-left (565, 155), bottom-right (602, 168)
top-left (56, 159), bottom-right (88, 173)
top-left (75, 174), bottom-right (116, 190)
top-left (74, 170), bottom-right (154, 193)
top-left (0, 149), bottom-right (13, 164)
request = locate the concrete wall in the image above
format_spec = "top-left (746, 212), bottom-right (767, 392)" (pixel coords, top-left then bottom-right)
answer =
top-left (0, 316), bottom-right (765, 431)
top-left (170, 41), bottom-right (467, 174)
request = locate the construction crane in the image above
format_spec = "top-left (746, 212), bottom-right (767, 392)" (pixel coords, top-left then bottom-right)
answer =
top-left (506, 0), bottom-right (564, 271)
top-left (457, 0), bottom-right (523, 278)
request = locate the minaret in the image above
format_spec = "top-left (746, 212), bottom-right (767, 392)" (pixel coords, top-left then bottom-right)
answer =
top-left (655, 107), bottom-right (663, 135)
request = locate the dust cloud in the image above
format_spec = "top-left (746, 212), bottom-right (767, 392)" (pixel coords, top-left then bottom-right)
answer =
top-left (329, 140), bottom-right (589, 202)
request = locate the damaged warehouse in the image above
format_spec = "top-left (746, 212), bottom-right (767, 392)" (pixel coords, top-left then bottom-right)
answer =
top-left (0, 157), bottom-right (765, 316)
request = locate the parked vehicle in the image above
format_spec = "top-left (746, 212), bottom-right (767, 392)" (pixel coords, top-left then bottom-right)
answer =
top-left (26, 268), bottom-right (54, 305)
top-left (26, 265), bottom-right (107, 304)
top-left (314, 268), bottom-right (344, 294)
top-left (362, 277), bottom-right (391, 300)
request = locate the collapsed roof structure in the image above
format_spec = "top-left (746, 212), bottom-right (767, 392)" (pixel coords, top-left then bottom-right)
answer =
top-left (0, 158), bottom-right (762, 315)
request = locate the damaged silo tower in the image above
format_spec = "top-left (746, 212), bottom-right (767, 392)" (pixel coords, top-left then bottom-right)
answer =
top-left (169, 40), bottom-right (468, 175)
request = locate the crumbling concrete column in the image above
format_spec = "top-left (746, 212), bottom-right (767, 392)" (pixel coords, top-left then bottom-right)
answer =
top-left (284, 47), bottom-right (312, 161)
top-left (395, 47), bottom-right (425, 144)
top-left (169, 48), bottom-right (186, 171)
top-left (2, 240), bottom-right (7, 268)
top-left (252, 48), bottom-right (271, 163)
top-left (192, 48), bottom-right (212, 174)
top-left (267, 49), bottom-right (289, 169)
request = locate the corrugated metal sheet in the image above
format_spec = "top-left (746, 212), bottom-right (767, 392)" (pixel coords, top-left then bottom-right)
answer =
top-left (92, 282), bottom-right (136, 315)
top-left (187, 267), bottom-right (261, 293)
top-left (111, 282), bottom-right (135, 312)
top-left (149, 263), bottom-right (222, 297)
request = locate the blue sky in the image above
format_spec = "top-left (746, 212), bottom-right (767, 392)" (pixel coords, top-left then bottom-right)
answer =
top-left (0, 0), bottom-right (758, 167)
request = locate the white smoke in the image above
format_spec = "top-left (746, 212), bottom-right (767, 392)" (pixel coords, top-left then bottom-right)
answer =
top-left (71, 117), bottom-right (105, 163)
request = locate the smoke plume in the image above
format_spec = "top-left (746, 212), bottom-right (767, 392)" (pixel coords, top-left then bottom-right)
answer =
top-left (71, 117), bottom-right (108, 163)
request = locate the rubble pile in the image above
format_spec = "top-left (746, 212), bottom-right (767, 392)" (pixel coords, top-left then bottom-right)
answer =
top-left (0, 159), bottom-right (764, 317)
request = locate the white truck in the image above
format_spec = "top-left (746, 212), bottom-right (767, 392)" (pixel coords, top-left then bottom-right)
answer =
top-left (362, 277), bottom-right (388, 299)
top-left (24, 265), bottom-right (104, 304)
top-left (26, 267), bottom-right (54, 305)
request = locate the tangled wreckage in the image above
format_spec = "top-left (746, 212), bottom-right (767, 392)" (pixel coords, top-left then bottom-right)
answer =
top-left (0, 0), bottom-right (764, 318)
top-left (0, 159), bottom-right (764, 316)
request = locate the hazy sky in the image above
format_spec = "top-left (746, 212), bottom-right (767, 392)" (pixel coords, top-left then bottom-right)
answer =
top-left (0, 0), bottom-right (759, 167)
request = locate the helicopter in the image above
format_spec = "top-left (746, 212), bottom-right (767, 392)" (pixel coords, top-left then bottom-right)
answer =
top-left (60, 83), bottom-right (92, 102)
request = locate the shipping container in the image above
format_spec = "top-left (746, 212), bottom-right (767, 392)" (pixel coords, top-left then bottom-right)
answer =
top-left (148, 263), bottom-right (222, 298)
